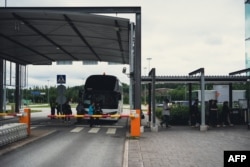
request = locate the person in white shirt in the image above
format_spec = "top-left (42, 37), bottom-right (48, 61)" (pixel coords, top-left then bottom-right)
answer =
top-left (160, 98), bottom-right (171, 128)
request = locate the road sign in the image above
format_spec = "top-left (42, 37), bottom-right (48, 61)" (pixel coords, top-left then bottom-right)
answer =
top-left (57, 75), bottom-right (66, 84)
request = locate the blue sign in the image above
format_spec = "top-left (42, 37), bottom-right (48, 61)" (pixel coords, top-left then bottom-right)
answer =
top-left (57, 75), bottom-right (66, 84)
top-left (31, 91), bottom-right (40, 95)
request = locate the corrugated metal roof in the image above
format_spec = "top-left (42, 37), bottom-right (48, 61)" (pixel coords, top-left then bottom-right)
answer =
top-left (141, 75), bottom-right (250, 84)
top-left (0, 8), bottom-right (130, 65)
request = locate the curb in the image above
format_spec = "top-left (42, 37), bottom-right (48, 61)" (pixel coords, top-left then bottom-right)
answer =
top-left (0, 129), bottom-right (57, 156)
top-left (123, 138), bottom-right (129, 167)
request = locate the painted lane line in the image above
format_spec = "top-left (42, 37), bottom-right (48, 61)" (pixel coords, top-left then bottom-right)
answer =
top-left (70, 127), bottom-right (84, 133)
top-left (88, 128), bottom-right (100, 133)
top-left (106, 128), bottom-right (116, 134)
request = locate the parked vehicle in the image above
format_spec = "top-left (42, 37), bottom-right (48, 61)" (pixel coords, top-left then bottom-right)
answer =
top-left (80, 74), bottom-right (123, 119)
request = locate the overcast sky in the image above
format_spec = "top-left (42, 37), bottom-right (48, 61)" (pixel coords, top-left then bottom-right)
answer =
top-left (1, 0), bottom-right (246, 88)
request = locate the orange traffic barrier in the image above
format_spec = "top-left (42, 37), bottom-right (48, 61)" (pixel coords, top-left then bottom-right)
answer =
top-left (130, 109), bottom-right (141, 137)
top-left (19, 108), bottom-right (31, 136)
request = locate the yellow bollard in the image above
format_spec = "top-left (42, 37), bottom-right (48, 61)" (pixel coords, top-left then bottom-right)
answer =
top-left (19, 108), bottom-right (31, 136)
top-left (130, 109), bottom-right (141, 137)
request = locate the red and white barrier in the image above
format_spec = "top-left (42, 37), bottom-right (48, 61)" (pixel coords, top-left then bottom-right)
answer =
top-left (47, 114), bottom-right (136, 119)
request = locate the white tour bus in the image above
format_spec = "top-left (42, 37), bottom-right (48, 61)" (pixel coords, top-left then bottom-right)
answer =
top-left (82, 74), bottom-right (123, 118)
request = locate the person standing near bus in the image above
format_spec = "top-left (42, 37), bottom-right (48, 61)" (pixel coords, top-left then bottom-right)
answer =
top-left (191, 99), bottom-right (200, 127)
top-left (160, 98), bottom-right (171, 128)
top-left (209, 100), bottom-right (220, 127)
top-left (95, 101), bottom-right (103, 127)
top-left (221, 101), bottom-right (234, 127)
top-left (88, 101), bottom-right (95, 127)
top-left (50, 99), bottom-right (56, 119)
top-left (63, 100), bottom-right (72, 123)
top-left (76, 101), bottom-right (85, 124)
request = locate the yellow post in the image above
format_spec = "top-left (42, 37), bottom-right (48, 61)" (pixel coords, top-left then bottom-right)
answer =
top-left (19, 108), bottom-right (31, 136)
top-left (130, 109), bottom-right (141, 137)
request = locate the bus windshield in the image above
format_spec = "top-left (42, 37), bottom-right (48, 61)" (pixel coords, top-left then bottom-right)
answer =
top-left (83, 91), bottom-right (119, 109)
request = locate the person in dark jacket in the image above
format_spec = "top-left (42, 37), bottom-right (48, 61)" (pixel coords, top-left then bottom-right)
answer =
top-left (209, 100), bottom-right (220, 127)
top-left (50, 100), bottom-right (56, 119)
top-left (63, 100), bottom-right (72, 122)
top-left (76, 101), bottom-right (85, 123)
top-left (191, 99), bottom-right (200, 127)
top-left (95, 101), bottom-right (103, 127)
top-left (221, 101), bottom-right (234, 127)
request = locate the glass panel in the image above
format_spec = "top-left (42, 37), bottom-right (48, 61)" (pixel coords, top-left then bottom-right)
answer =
top-left (245, 3), bottom-right (250, 71)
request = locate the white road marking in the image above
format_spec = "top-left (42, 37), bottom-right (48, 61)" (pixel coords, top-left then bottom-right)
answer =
top-left (100, 125), bottom-right (123, 128)
top-left (70, 127), bottom-right (84, 133)
top-left (106, 128), bottom-right (116, 134)
top-left (31, 125), bottom-right (45, 129)
top-left (88, 128), bottom-right (100, 133)
top-left (70, 127), bottom-right (119, 134)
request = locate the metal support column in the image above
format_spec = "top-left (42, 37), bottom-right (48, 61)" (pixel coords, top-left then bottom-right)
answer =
top-left (129, 23), bottom-right (135, 109)
top-left (188, 83), bottom-right (192, 125)
top-left (148, 83), bottom-right (151, 123)
top-left (149, 68), bottom-right (157, 131)
top-left (15, 63), bottom-right (20, 113)
top-left (229, 83), bottom-right (233, 109)
top-left (200, 70), bottom-right (206, 130)
top-left (134, 12), bottom-right (141, 115)
top-left (151, 68), bottom-right (156, 127)
top-left (0, 59), bottom-right (3, 112)
top-left (189, 68), bottom-right (207, 131)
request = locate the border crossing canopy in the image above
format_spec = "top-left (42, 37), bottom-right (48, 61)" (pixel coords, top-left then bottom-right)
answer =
top-left (0, 7), bottom-right (131, 65)
top-left (0, 7), bottom-right (142, 112)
